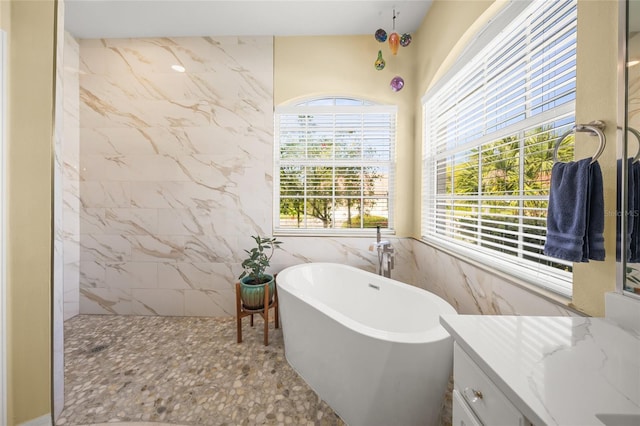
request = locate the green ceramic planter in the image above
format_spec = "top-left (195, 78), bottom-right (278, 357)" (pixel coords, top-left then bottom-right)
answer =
top-left (240, 274), bottom-right (275, 310)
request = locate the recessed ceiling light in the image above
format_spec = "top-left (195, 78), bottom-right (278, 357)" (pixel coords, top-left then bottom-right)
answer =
top-left (171, 64), bottom-right (186, 73)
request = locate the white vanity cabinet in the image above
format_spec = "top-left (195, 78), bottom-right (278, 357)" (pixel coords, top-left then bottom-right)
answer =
top-left (441, 315), bottom-right (640, 426)
top-left (452, 343), bottom-right (531, 426)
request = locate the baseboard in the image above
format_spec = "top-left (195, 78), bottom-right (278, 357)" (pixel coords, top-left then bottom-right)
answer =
top-left (18, 413), bottom-right (52, 426)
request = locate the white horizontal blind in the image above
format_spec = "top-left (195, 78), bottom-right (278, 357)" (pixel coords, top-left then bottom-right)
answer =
top-left (422, 0), bottom-right (577, 296)
top-left (275, 98), bottom-right (395, 232)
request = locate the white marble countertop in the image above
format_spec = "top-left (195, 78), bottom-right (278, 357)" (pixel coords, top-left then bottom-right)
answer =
top-left (440, 315), bottom-right (640, 426)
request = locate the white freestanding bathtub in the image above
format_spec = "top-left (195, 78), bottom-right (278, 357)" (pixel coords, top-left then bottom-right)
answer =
top-left (276, 262), bottom-right (457, 426)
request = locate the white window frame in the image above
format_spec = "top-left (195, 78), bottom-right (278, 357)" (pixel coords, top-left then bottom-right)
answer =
top-left (421, 0), bottom-right (577, 297)
top-left (274, 97), bottom-right (396, 235)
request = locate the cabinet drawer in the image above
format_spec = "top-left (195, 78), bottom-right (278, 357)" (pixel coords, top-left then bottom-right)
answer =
top-left (452, 389), bottom-right (482, 426)
top-left (454, 343), bottom-right (526, 426)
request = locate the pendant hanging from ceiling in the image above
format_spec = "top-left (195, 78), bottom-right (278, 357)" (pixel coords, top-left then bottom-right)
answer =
top-left (373, 8), bottom-right (410, 91)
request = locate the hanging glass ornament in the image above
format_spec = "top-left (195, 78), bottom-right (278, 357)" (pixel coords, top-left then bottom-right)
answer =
top-left (388, 32), bottom-right (400, 55)
top-left (375, 29), bottom-right (387, 43)
top-left (374, 50), bottom-right (386, 70)
top-left (390, 76), bottom-right (404, 92)
top-left (400, 33), bottom-right (412, 47)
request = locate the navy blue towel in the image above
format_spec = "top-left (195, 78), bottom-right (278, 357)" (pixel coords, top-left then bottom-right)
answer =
top-left (584, 161), bottom-right (605, 261)
top-left (544, 158), bottom-right (605, 262)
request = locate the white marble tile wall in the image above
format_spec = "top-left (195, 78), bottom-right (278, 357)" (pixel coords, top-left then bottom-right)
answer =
top-left (270, 236), bottom-right (573, 317)
top-left (78, 37), bottom-right (274, 317)
top-left (64, 31), bottom-right (80, 320)
top-left (53, 43), bottom-right (65, 424)
top-left (54, 4), bottom-right (72, 420)
top-left (272, 236), bottom-right (415, 284)
top-left (409, 240), bottom-right (577, 316)
top-left (75, 36), bottom-right (574, 319)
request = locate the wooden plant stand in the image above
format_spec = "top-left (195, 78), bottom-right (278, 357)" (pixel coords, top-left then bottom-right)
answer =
top-left (235, 280), bottom-right (279, 346)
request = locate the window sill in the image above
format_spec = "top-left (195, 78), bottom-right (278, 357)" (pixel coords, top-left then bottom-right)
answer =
top-left (274, 229), bottom-right (396, 238)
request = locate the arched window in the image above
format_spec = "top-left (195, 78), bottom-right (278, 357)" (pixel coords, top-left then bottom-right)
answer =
top-left (274, 97), bottom-right (396, 233)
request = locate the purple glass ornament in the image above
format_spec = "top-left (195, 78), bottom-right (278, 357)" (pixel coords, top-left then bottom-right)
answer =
top-left (375, 28), bottom-right (387, 43)
top-left (400, 33), bottom-right (412, 47)
top-left (390, 76), bottom-right (404, 92)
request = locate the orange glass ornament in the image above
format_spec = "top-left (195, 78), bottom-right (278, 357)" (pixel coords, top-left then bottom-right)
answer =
top-left (389, 32), bottom-right (400, 55)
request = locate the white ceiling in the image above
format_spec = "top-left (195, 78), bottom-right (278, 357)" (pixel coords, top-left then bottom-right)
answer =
top-left (64, 0), bottom-right (433, 39)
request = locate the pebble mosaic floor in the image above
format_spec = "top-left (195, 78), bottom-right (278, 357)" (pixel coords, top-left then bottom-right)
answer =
top-left (57, 315), bottom-right (452, 426)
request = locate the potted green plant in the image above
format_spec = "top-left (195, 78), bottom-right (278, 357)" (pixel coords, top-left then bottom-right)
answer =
top-left (238, 235), bottom-right (282, 310)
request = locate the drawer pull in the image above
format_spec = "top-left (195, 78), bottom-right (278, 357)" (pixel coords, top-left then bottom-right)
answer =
top-left (464, 387), bottom-right (484, 403)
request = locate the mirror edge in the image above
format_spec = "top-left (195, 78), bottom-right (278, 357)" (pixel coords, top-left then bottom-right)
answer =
top-left (618, 0), bottom-right (628, 294)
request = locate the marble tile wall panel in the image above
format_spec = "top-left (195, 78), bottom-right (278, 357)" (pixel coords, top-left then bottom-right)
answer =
top-left (79, 36), bottom-right (274, 316)
top-left (80, 287), bottom-right (132, 315)
top-left (270, 236), bottom-right (416, 285)
top-left (268, 235), bottom-right (569, 318)
top-left (409, 240), bottom-right (577, 316)
top-left (63, 31), bottom-right (81, 319)
top-left (53, 16), bottom-right (63, 420)
top-left (234, 235), bottom-right (572, 315)
top-left (76, 36), bottom-right (571, 318)
top-left (54, 13), bottom-right (79, 419)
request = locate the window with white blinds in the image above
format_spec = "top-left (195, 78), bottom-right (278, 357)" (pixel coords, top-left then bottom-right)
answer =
top-left (275, 97), bottom-right (395, 233)
top-left (421, 0), bottom-right (577, 296)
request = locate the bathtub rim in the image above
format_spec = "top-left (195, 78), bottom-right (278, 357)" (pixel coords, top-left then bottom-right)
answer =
top-left (276, 262), bottom-right (457, 344)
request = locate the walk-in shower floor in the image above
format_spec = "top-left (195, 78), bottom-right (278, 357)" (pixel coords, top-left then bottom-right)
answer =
top-left (57, 315), bottom-right (452, 426)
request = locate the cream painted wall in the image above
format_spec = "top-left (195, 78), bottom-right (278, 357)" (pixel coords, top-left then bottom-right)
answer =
top-left (571, 0), bottom-right (619, 316)
top-left (0, 2), bottom-right (11, 422)
top-left (274, 35), bottom-right (415, 236)
top-left (0, 0), bottom-right (9, 30)
top-left (4, 0), bottom-right (56, 424)
top-left (0, 4), bottom-right (7, 426)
